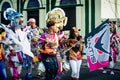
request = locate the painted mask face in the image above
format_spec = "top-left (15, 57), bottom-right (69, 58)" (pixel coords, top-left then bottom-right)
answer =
top-left (4, 8), bottom-right (24, 28)
top-left (12, 16), bottom-right (24, 28)
top-left (110, 27), bottom-right (115, 32)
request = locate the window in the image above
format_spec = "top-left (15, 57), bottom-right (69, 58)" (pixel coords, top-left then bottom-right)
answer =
top-left (1, 2), bottom-right (11, 25)
top-left (60, 0), bottom-right (76, 30)
top-left (27, 0), bottom-right (39, 26)
top-left (27, 0), bottom-right (39, 8)
top-left (60, 0), bottom-right (76, 5)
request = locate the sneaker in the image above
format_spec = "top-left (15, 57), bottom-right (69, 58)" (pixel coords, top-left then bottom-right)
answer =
top-left (110, 71), bottom-right (114, 75)
top-left (102, 70), bottom-right (107, 74)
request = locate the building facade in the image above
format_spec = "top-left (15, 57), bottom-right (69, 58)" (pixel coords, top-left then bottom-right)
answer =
top-left (0, 0), bottom-right (120, 37)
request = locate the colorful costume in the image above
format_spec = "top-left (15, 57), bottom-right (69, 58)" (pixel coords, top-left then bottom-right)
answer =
top-left (109, 33), bottom-right (119, 73)
top-left (46, 8), bottom-right (68, 80)
top-left (103, 22), bottom-right (120, 75)
top-left (39, 32), bottom-right (59, 80)
top-left (3, 8), bottom-right (34, 79)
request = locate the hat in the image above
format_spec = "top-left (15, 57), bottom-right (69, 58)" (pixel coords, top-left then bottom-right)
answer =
top-left (72, 27), bottom-right (81, 31)
top-left (28, 18), bottom-right (36, 23)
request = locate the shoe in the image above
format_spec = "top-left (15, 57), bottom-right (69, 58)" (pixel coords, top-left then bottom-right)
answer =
top-left (110, 71), bottom-right (114, 75)
top-left (102, 70), bottom-right (107, 74)
top-left (25, 73), bottom-right (32, 79)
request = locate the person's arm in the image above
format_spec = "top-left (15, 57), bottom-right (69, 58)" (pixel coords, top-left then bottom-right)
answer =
top-left (1, 44), bottom-right (6, 64)
top-left (79, 37), bottom-right (84, 52)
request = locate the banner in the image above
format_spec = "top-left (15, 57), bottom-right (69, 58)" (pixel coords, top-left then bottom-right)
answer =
top-left (85, 19), bottom-right (110, 71)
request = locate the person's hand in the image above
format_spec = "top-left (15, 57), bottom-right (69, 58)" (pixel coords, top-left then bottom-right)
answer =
top-left (45, 38), bottom-right (51, 43)
top-left (31, 38), bottom-right (38, 42)
top-left (35, 48), bottom-right (41, 52)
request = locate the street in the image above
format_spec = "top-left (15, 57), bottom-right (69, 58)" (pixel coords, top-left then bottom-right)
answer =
top-left (6, 59), bottom-right (120, 80)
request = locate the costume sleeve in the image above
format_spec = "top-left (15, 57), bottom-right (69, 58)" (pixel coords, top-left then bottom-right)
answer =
top-left (58, 31), bottom-right (64, 41)
top-left (38, 33), bottom-right (46, 43)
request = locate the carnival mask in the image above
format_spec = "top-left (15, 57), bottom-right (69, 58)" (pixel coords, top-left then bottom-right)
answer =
top-left (46, 8), bottom-right (68, 31)
top-left (4, 8), bottom-right (24, 28)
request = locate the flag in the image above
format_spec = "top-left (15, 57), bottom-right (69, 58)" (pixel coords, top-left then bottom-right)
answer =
top-left (85, 19), bottom-right (110, 71)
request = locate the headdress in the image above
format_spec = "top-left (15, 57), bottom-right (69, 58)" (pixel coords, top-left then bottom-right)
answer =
top-left (4, 8), bottom-right (23, 21)
top-left (4, 8), bottom-right (24, 28)
top-left (46, 8), bottom-right (68, 30)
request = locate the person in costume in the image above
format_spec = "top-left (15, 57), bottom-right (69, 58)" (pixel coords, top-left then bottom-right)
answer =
top-left (46, 8), bottom-right (68, 80)
top-left (38, 20), bottom-right (59, 80)
top-left (27, 18), bottom-right (43, 76)
top-left (3, 8), bottom-right (24, 80)
top-left (0, 28), bottom-right (7, 80)
top-left (64, 27), bottom-right (83, 80)
top-left (103, 21), bottom-right (119, 75)
top-left (3, 8), bottom-right (34, 80)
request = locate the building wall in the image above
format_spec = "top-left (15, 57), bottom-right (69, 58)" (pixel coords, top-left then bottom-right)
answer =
top-left (95, 0), bottom-right (102, 27)
top-left (76, 0), bottom-right (85, 37)
top-left (1, 0), bottom-right (119, 36)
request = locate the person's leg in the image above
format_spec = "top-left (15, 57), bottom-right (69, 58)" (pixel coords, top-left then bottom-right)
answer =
top-left (56, 53), bottom-right (63, 79)
top-left (24, 55), bottom-right (32, 79)
top-left (69, 60), bottom-right (77, 79)
top-left (76, 60), bottom-right (82, 79)
top-left (109, 48), bottom-right (116, 75)
top-left (109, 60), bottom-right (115, 75)
top-left (42, 57), bottom-right (55, 80)
top-left (0, 60), bottom-right (7, 80)
top-left (53, 57), bottom-right (58, 79)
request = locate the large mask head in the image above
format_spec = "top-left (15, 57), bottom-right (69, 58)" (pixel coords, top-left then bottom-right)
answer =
top-left (46, 8), bottom-right (67, 31)
top-left (4, 8), bottom-right (24, 28)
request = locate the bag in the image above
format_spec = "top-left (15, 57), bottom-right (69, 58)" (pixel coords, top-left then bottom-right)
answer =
top-left (37, 62), bottom-right (46, 73)
top-left (33, 56), bottom-right (39, 63)
top-left (62, 57), bottom-right (70, 71)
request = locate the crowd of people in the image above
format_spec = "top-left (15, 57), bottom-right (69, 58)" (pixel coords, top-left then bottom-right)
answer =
top-left (0, 7), bottom-right (120, 80)
top-left (0, 8), bottom-right (84, 80)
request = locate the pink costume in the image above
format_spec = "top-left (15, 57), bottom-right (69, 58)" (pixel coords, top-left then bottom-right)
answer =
top-left (109, 33), bottom-right (119, 71)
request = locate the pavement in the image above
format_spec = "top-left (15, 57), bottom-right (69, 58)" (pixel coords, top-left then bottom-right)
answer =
top-left (6, 55), bottom-right (120, 80)
top-left (61, 57), bottom-right (120, 80)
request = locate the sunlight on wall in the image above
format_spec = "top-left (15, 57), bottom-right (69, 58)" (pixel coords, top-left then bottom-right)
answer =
top-left (101, 0), bottom-right (115, 18)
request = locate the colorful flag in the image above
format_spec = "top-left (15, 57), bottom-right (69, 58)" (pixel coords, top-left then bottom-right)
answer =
top-left (85, 19), bottom-right (110, 71)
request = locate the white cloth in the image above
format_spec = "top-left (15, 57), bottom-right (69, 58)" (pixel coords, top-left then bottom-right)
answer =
top-left (69, 60), bottom-right (82, 78)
